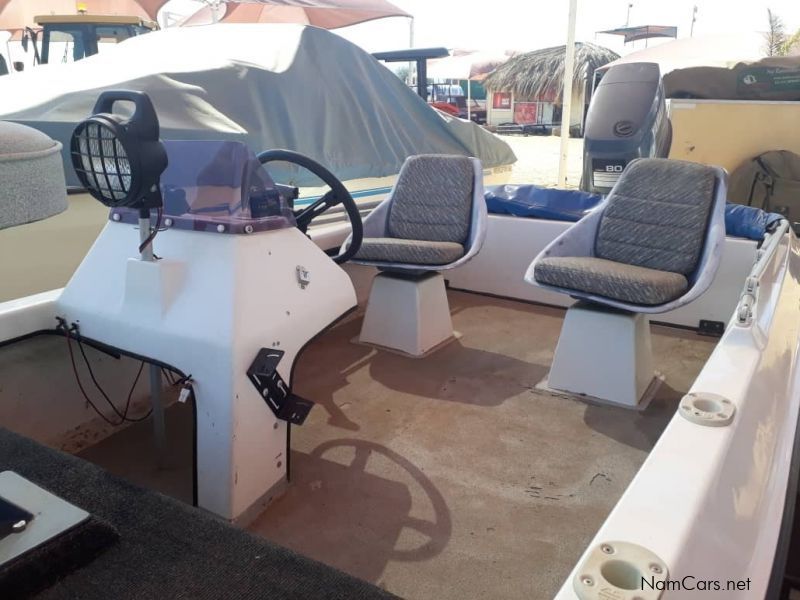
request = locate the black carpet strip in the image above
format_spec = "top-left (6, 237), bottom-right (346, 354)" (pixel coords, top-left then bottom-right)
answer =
top-left (0, 428), bottom-right (397, 600)
top-left (0, 515), bottom-right (119, 599)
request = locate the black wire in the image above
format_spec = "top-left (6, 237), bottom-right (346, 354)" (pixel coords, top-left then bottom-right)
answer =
top-left (64, 332), bottom-right (124, 427)
top-left (62, 321), bottom-right (190, 427)
top-left (121, 361), bottom-right (150, 422)
top-left (66, 329), bottom-right (163, 425)
top-left (161, 367), bottom-right (177, 386)
top-left (76, 336), bottom-right (128, 422)
top-left (138, 206), bottom-right (163, 255)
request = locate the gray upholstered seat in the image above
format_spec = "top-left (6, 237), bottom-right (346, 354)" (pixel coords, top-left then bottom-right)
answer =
top-left (534, 257), bottom-right (688, 305)
top-left (529, 158), bottom-right (724, 310)
top-left (354, 238), bottom-right (465, 265)
top-left (351, 154), bottom-right (488, 356)
top-left (351, 154), bottom-right (487, 270)
top-left (524, 158), bottom-right (727, 408)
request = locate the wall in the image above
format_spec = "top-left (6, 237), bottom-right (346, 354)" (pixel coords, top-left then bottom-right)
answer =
top-left (669, 100), bottom-right (800, 171)
top-left (487, 86), bottom-right (585, 129)
top-left (486, 91), bottom-right (513, 126)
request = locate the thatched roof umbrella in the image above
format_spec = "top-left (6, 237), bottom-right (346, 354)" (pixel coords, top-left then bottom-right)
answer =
top-left (483, 42), bottom-right (619, 101)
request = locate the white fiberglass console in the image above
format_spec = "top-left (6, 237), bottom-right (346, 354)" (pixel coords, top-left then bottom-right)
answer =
top-left (54, 116), bottom-right (358, 521)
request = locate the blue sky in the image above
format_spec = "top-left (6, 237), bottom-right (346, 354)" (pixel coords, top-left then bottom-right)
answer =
top-left (162, 0), bottom-right (800, 55)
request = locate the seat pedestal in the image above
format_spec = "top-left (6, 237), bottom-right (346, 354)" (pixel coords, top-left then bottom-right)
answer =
top-left (546, 302), bottom-right (655, 408)
top-left (359, 272), bottom-right (455, 357)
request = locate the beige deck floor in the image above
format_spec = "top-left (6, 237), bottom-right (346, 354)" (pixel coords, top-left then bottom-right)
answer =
top-left (77, 291), bottom-right (716, 600)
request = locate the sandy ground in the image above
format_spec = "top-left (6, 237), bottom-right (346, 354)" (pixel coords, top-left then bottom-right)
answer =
top-left (499, 134), bottom-right (584, 189)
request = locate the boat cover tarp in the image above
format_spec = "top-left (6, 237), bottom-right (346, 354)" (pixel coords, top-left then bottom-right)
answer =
top-left (484, 185), bottom-right (603, 221)
top-left (728, 150), bottom-right (800, 223)
top-left (0, 24), bottom-right (516, 187)
top-left (485, 184), bottom-right (782, 241)
top-left (724, 203), bottom-right (784, 240)
top-left (664, 56), bottom-right (800, 101)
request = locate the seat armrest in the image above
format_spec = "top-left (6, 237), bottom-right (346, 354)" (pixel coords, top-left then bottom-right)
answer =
top-left (361, 194), bottom-right (393, 238)
top-left (343, 190), bottom-right (393, 252)
top-left (459, 158), bottom-right (488, 265)
top-left (679, 165), bottom-right (728, 300)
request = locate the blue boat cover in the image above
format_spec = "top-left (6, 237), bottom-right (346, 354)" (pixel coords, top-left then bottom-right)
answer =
top-left (484, 185), bottom-right (603, 222)
top-left (724, 203), bottom-right (784, 241)
top-left (485, 184), bottom-right (783, 241)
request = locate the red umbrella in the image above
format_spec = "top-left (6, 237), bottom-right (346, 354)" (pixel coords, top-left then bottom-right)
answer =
top-left (180, 0), bottom-right (410, 30)
top-left (0, 1), bottom-right (168, 36)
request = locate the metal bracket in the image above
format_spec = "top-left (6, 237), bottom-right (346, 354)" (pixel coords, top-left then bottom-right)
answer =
top-left (680, 392), bottom-right (735, 427)
top-left (246, 348), bottom-right (314, 425)
top-left (296, 266), bottom-right (311, 290)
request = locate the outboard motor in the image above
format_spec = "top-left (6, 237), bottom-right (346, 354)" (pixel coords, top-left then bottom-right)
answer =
top-left (581, 62), bottom-right (672, 194)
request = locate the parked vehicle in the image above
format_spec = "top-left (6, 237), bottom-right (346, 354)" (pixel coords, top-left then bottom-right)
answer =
top-left (17, 13), bottom-right (157, 68)
top-left (427, 83), bottom-right (486, 123)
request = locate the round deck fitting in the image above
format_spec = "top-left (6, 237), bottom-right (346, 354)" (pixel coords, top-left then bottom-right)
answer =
top-left (574, 541), bottom-right (668, 600)
top-left (679, 392), bottom-right (735, 427)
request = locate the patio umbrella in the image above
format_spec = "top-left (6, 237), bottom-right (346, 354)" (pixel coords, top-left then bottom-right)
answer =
top-left (180, 0), bottom-right (411, 30)
top-left (427, 49), bottom-right (514, 120)
top-left (0, 0), bottom-right (168, 37)
top-left (427, 49), bottom-right (511, 81)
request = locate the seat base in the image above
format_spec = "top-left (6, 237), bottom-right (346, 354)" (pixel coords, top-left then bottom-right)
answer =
top-left (546, 302), bottom-right (656, 408)
top-left (358, 272), bottom-right (454, 357)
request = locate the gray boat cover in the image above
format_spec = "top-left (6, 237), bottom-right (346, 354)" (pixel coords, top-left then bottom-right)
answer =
top-left (664, 56), bottom-right (800, 101)
top-left (0, 23), bottom-right (516, 187)
top-left (728, 150), bottom-right (800, 222)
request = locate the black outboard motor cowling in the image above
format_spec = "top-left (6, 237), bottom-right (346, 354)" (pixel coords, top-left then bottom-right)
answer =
top-left (582, 62), bottom-right (672, 194)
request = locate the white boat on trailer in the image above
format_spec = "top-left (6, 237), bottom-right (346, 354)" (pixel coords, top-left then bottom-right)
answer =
top-left (2, 36), bottom-right (800, 600)
top-left (0, 24), bottom-right (515, 303)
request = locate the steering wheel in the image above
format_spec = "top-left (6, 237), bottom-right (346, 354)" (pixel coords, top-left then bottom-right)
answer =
top-left (258, 149), bottom-right (363, 264)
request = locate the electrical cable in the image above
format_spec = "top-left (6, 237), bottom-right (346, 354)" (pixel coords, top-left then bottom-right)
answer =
top-left (64, 330), bottom-right (123, 427)
top-left (121, 361), bottom-right (151, 423)
top-left (62, 322), bottom-right (186, 426)
top-left (75, 334), bottom-right (128, 422)
top-left (138, 206), bottom-right (163, 255)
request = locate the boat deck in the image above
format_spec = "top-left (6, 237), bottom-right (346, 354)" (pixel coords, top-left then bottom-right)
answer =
top-left (75, 291), bottom-right (716, 599)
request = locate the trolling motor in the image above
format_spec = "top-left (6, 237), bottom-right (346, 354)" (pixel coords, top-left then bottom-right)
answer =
top-left (581, 62), bottom-right (672, 194)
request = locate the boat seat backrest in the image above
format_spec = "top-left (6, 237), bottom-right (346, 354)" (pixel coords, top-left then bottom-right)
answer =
top-left (387, 155), bottom-right (475, 244)
top-left (595, 158), bottom-right (717, 275)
